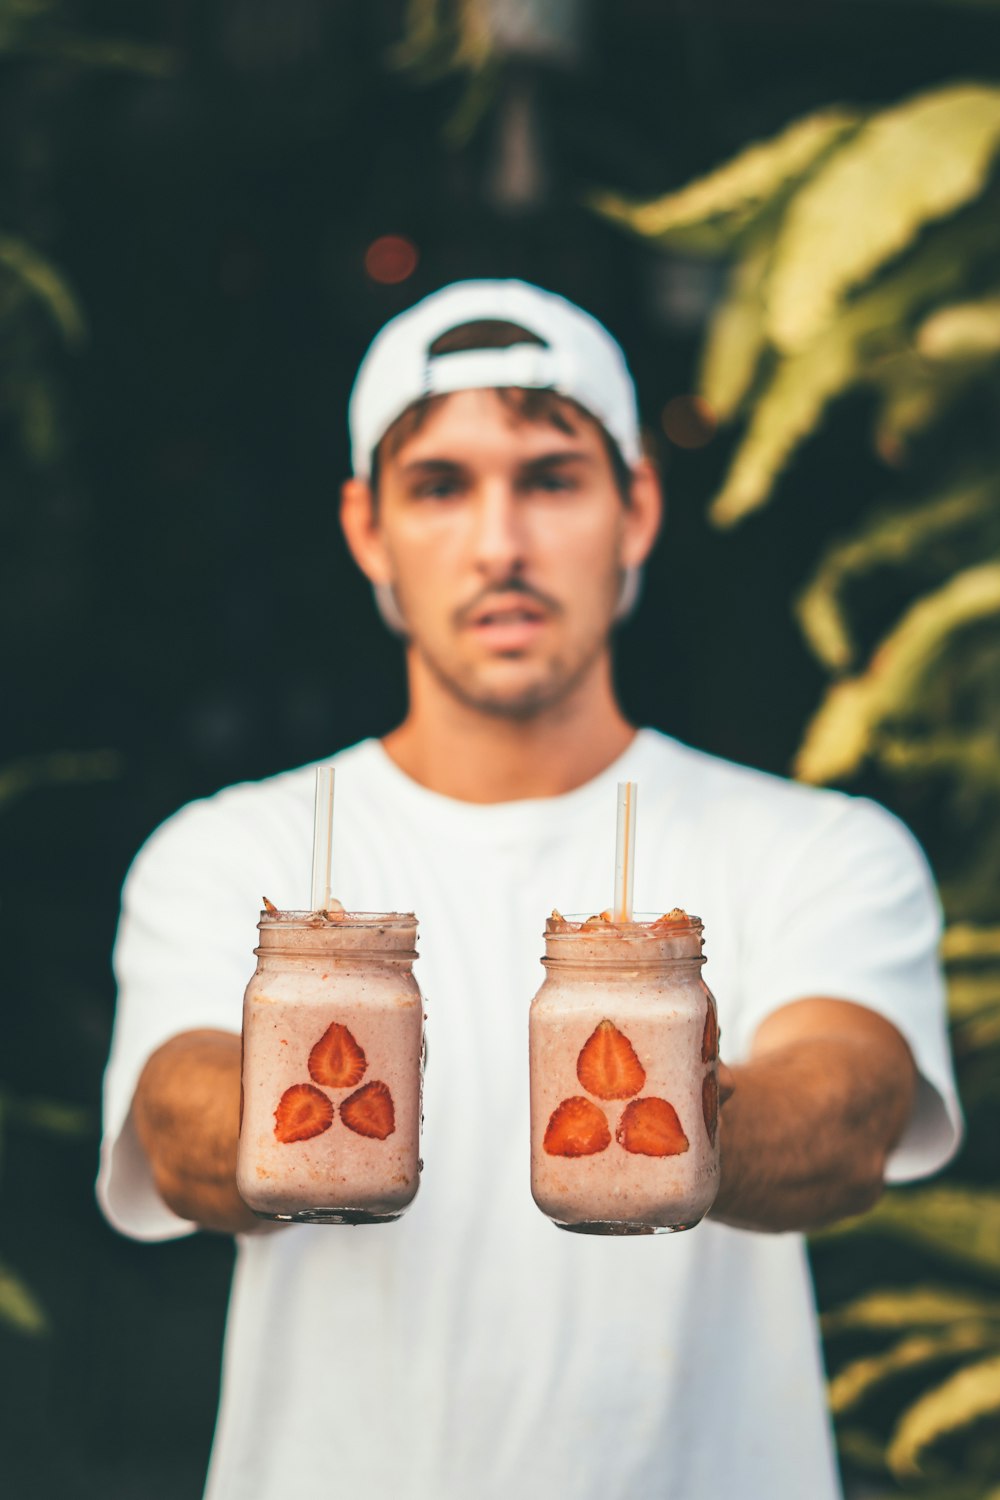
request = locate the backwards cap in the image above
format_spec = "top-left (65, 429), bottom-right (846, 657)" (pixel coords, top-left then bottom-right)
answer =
top-left (348, 279), bottom-right (642, 480)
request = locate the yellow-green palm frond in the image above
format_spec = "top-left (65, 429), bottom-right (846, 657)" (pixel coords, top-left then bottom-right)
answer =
top-left (887, 1352), bottom-right (1000, 1477)
top-left (0, 235), bottom-right (85, 347)
top-left (918, 293), bottom-right (1000, 362)
top-left (767, 83), bottom-right (1000, 352)
top-left (794, 563), bottom-right (1000, 783)
top-left (823, 1287), bottom-right (1000, 1335)
top-left (589, 109), bottom-right (860, 257)
top-left (697, 226), bottom-right (775, 420)
top-left (795, 475), bottom-right (998, 670)
top-left (0, 1261), bottom-right (47, 1337)
top-left (710, 209), bottom-right (1000, 526)
top-left (830, 1324), bottom-right (999, 1416)
top-left (816, 1187), bottom-right (1000, 1278)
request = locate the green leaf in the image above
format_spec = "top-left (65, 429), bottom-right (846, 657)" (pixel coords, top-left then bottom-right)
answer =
top-left (794, 563), bottom-right (1000, 783)
top-left (871, 353), bottom-right (980, 462)
top-left (816, 1187), bottom-right (1000, 1279)
top-left (952, 1005), bottom-right (1000, 1056)
top-left (0, 235), bottom-right (85, 346)
top-left (767, 83), bottom-right (1000, 351)
top-left (833, 1426), bottom-right (888, 1474)
top-left (4, 1095), bottom-right (93, 1137)
top-left (0, 749), bottom-right (122, 810)
top-left (0, 1261), bottom-right (47, 1336)
top-left (944, 926), bottom-right (1000, 962)
top-left (823, 1286), bottom-right (1000, 1335)
top-left (877, 732), bottom-right (1000, 794)
top-left (795, 475), bottom-right (998, 670)
top-left (887, 1352), bottom-right (1000, 1476)
top-left (948, 971), bottom-right (1000, 1021)
top-left (708, 308), bottom-right (864, 526)
top-left (829, 1324), bottom-right (999, 1416)
top-left (697, 227), bottom-right (774, 420)
top-left (917, 294), bottom-right (1000, 362)
top-left (709, 211), bottom-right (1000, 525)
top-left (589, 108), bottom-right (860, 256)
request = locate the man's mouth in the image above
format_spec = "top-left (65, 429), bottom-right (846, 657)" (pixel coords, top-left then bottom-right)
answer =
top-left (465, 594), bottom-right (552, 650)
top-left (472, 603), bottom-right (546, 626)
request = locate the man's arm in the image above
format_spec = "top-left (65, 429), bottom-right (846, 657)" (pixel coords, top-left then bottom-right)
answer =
top-left (712, 998), bottom-right (919, 1233)
top-left (131, 1029), bottom-right (258, 1234)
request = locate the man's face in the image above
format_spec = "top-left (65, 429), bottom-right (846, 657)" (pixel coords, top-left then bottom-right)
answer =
top-left (352, 389), bottom-right (658, 721)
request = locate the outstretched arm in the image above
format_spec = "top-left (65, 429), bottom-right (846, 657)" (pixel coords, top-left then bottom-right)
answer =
top-left (712, 998), bottom-right (918, 1233)
top-left (131, 1029), bottom-right (258, 1234)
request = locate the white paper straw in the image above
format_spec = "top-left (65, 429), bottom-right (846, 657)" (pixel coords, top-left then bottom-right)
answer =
top-left (614, 780), bottom-right (637, 922)
top-left (310, 765), bottom-right (336, 911)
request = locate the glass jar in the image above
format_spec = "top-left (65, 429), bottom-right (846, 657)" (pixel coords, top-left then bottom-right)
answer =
top-left (236, 910), bottom-right (423, 1224)
top-left (529, 912), bottom-right (720, 1235)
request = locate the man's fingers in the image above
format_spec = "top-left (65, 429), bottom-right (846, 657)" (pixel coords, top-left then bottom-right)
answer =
top-left (718, 1061), bottom-right (736, 1106)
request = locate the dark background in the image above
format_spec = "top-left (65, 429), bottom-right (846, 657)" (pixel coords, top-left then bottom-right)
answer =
top-left (3, 3), bottom-right (999, 1494)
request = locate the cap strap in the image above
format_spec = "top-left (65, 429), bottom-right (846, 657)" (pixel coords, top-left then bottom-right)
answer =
top-left (424, 345), bottom-right (559, 397)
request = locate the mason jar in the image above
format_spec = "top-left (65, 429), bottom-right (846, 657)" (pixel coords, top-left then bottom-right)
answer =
top-left (529, 911), bottom-right (720, 1235)
top-left (237, 909), bottom-right (423, 1224)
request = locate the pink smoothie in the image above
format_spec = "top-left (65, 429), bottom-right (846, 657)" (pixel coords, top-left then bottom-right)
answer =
top-left (237, 911), bottom-right (423, 1223)
top-left (529, 913), bottom-right (720, 1234)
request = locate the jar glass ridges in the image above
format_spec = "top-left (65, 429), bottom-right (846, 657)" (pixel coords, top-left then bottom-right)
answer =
top-left (237, 910), bottom-right (423, 1225)
top-left (529, 912), bottom-right (720, 1235)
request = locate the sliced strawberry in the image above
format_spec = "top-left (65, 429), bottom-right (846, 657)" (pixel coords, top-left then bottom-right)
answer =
top-left (702, 997), bottom-right (719, 1063)
top-left (340, 1080), bottom-right (395, 1140)
top-left (274, 1083), bottom-right (334, 1143)
top-left (308, 1021), bottom-right (368, 1089)
top-left (702, 1071), bottom-right (719, 1145)
top-left (577, 1019), bottom-right (647, 1100)
top-left (616, 1097), bottom-right (689, 1157)
top-left (262, 895), bottom-right (279, 914)
top-left (543, 1096), bottom-right (611, 1157)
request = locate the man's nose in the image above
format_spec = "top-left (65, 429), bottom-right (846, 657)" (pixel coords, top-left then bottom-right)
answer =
top-left (471, 485), bottom-right (527, 578)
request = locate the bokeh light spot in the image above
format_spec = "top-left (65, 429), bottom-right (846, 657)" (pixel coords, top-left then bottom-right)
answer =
top-left (364, 235), bottom-right (419, 285)
top-left (661, 395), bottom-right (717, 450)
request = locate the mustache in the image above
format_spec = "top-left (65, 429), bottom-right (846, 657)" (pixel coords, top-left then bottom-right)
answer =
top-left (454, 578), bottom-right (563, 628)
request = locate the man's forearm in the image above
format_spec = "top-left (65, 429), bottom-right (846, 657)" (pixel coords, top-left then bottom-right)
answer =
top-left (712, 1023), bottom-right (917, 1234)
top-left (132, 1028), bottom-right (259, 1234)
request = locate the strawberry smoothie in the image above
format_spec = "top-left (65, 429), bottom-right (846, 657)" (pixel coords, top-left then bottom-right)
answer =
top-left (237, 910), bottom-right (424, 1223)
top-left (529, 911), bottom-right (720, 1234)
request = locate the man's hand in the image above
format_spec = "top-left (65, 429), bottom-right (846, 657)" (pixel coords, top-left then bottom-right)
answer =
top-left (711, 998), bottom-right (918, 1233)
top-left (132, 1028), bottom-right (260, 1235)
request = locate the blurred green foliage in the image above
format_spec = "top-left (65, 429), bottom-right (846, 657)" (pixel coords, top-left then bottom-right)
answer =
top-left (598, 79), bottom-right (1000, 1495)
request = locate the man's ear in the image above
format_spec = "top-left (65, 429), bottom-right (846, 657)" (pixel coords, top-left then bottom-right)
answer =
top-left (621, 457), bottom-right (664, 570)
top-left (340, 477), bottom-right (391, 585)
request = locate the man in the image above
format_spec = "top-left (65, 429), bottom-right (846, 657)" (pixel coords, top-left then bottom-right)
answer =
top-left (98, 280), bottom-right (961, 1499)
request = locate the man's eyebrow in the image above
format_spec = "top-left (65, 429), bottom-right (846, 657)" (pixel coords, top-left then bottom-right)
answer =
top-left (399, 451), bottom-right (594, 477)
top-left (518, 450), bottom-right (595, 469)
top-left (400, 458), bottom-right (467, 477)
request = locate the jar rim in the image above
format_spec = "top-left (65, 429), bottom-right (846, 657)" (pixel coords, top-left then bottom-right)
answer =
top-left (545, 910), bottom-right (702, 936)
top-left (258, 909), bottom-right (417, 931)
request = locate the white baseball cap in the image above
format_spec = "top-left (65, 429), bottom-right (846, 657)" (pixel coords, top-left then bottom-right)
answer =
top-left (348, 278), bottom-right (642, 480)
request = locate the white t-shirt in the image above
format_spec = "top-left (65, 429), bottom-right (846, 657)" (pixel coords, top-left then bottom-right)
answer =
top-left (98, 730), bottom-right (961, 1500)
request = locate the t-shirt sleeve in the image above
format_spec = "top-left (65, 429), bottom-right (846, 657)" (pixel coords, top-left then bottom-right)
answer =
top-left (737, 793), bottom-right (962, 1183)
top-left (97, 796), bottom-right (266, 1242)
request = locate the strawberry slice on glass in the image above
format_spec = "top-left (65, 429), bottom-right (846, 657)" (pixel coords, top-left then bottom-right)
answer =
top-left (340, 1080), bottom-right (395, 1140)
top-left (274, 1083), bottom-right (335, 1144)
top-left (577, 1019), bottom-right (646, 1100)
top-left (543, 1096), bottom-right (611, 1157)
top-left (308, 1021), bottom-right (368, 1089)
top-left (616, 1097), bottom-right (689, 1157)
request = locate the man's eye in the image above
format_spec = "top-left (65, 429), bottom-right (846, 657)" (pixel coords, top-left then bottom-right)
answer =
top-left (528, 473), bottom-right (576, 492)
top-left (413, 480), bottom-right (462, 500)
